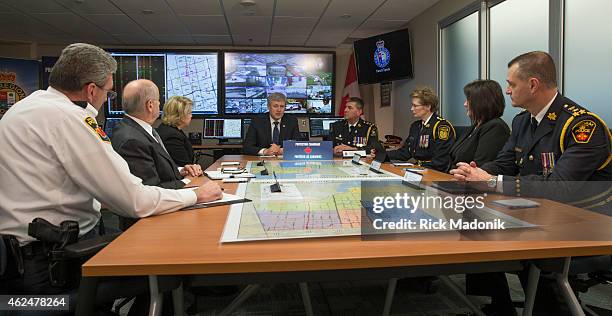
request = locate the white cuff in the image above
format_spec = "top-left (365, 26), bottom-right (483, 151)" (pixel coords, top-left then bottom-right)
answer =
top-left (178, 188), bottom-right (198, 206)
top-left (496, 175), bottom-right (504, 193)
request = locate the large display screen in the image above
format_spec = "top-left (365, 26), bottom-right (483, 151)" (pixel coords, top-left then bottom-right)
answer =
top-left (107, 51), bottom-right (218, 116)
top-left (224, 52), bottom-right (334, 114)
top-left (353, 29), bottom-right (413, 84)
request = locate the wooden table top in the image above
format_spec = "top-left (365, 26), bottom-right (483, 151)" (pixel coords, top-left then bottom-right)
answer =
top-left (83, 155), bottom-right (612, 277)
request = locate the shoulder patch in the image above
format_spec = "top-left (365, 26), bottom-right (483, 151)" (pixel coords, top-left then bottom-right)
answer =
top-left (84, 116), bottom-right (110, 143)
top-left (571, 119), bottom-right (596, 144)
top-left (437, 125), bottom-right (450, 141)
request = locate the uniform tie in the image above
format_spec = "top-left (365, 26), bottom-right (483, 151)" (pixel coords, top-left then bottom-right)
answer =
top-left (349, 125), bottom-right (355, 135)
top-left (272, 121), bottom-right (280, 145)
top-left (530, 117), bottom-right (539, 136)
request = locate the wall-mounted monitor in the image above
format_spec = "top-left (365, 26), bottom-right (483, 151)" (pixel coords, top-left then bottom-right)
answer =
top-left (309, 117), bottom-right (343, 138)
top-left (203, 118), bottom-right (242, 139)
top-left (353, 29), bottom-right (413, 84)
top-left (106, 51), bottom-right (219, 117)
top-left (224, 52), bottom-right (334, 115)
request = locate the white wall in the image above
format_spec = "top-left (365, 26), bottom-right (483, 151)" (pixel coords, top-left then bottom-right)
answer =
top-left (390, 0), bottom-right (474, 138)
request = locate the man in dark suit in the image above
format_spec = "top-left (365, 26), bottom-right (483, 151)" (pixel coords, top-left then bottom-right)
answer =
top-left (451, 51), bottom-right (611, 315)
top-left (243, 92), bottom-right (301, 156)
top-left (112, 79), bottom-right (203, 189)
top-left (330, 97), bottom-right (383, 156)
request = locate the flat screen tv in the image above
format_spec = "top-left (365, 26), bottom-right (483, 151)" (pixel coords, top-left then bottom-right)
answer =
top-left (353, 29), bottom-right (413, 84)
top-left (106, 51), bottom-right (219, 116)
top-left (224, 52), bottom-right (334, 115)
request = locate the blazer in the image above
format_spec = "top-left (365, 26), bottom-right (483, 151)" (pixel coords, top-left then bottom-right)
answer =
top-left (242, 114), bottom-right (301, 155)
top-left (155, 123), bottom-right (194, 167)
top-left (447, 117), bottom-right (510, 171)
top-left (111, 116), bottom-right (185, 189)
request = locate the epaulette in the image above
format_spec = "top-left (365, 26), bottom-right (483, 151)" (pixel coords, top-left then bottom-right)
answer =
top-left (562, 103), bottom-right (589, 118)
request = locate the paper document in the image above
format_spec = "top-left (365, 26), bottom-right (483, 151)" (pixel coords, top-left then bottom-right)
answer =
top-left (182, 192), bottom-right (249, 210)
top-left (205, 170), bottom-right (255, 180)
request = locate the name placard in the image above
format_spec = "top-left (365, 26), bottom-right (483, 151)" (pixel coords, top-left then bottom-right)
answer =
top-left (283, 141), bottom-right (333, 160)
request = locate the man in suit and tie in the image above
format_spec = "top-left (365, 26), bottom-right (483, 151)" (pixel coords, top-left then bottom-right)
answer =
top-left (112, 79), bottom-right (203, 189)
top-left (243, 92), bottom-right (301, 156)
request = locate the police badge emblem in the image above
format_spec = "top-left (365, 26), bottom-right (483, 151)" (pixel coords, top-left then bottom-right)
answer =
top-left (373, 40), bottom-right (391, 69)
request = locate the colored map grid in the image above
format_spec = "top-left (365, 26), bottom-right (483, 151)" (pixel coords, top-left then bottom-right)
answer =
top-left (234, 180), bottom-right (364, 240)
top-left (166, 54), bottom-right (218, 114)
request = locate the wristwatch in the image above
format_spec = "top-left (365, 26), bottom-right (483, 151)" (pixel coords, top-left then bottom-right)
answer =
top-left (487, 175), bottom-right (498, 189)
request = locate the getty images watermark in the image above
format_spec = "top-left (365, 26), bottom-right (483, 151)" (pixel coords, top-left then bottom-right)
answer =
top-left (366, 190), bottom-right (507, 232)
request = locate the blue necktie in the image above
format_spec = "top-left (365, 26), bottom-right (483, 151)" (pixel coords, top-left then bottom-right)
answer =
top-left (272, 121), bottom-right (280, 145)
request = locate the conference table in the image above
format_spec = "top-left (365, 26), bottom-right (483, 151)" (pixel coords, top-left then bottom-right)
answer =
top-left (78, 155), bottom-right (612, 316)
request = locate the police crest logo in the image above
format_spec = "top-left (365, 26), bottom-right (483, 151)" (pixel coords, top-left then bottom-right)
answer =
top-left (438, 125), bottom-right (450, 141)
top-left (84, 116), bottom-right (111, 143)
top-left (571, 120), bottom-right (596, 144)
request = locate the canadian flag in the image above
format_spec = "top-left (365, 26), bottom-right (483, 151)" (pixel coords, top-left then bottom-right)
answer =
top-left (338, 52), bottom-right (360, 116)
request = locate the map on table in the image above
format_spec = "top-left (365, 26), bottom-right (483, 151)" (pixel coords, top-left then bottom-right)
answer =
top-left (247, 160), bottom-right (399, 181)
top-left (220, 161), bottom-right (535, 242)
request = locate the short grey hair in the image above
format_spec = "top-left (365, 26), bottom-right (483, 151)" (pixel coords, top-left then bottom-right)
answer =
top-left (49, 43), bottom-right (117, 92)
top-left (267, 92), bottom-right (287, 105)
top-left (122, 80), bottom-right (158, 115)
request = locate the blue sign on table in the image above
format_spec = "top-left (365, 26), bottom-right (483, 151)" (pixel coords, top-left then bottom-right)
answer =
top-left (283, 140), bottom-right (333, 160)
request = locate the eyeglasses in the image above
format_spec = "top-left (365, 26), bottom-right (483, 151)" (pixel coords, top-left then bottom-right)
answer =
top-left (91, 83), bottom-right (117, 100)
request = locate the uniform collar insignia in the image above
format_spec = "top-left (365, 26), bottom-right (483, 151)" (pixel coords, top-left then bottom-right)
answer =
top-left (547, 112), bottom-right (557, 121)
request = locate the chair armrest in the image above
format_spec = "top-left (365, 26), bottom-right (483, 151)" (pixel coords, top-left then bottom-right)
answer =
top-left (63, 233), bottom-right (120, 259)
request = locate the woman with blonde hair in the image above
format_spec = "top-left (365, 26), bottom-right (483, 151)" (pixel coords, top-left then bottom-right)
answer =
top-left (156, 96), bottom-right (194, 166)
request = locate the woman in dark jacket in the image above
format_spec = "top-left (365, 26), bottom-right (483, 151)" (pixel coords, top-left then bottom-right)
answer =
top-left (156, 96), bottom-right (194, 167)
top-left (452, 80), bottom-right (513, 314)
top-left (448, 79), bottom-right (510, 172)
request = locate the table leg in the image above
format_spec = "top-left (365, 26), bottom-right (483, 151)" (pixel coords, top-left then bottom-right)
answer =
top-left (75, 276), bottom-right (99, 316)
top-left (172, 282), bottom-right (184, 316)
top-left (439, 276), bottom-right (485, 316)
top-left (523, 262), bottom-right (540, 316)
top-left (555, 257), bottom-right (585, 316)
top-left (299, 282), bottom-right (314, 316)
top-left (382, 278), bottom-right (397, 316)
top-left (219, 284), bottom-right (260, 316)
top-left (148, 275), bottom-right (163, 316)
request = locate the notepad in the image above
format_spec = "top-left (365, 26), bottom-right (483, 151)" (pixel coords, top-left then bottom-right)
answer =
top-left (182, 193), bottom-right (251, 210)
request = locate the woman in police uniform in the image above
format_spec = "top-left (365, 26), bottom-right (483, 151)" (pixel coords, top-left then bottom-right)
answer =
top-left (386, 87), bottom-right (455, 172)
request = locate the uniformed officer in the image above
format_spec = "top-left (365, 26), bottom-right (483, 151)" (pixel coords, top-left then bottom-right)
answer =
top-left (450, 51), bottom-right (611, 209)
top-left (0, 43), bottom-right (221, 306)
top-left (386, 87), bottom-right (456, 172)
top-left (330, 97), bottom-right (383, 156)
top-left (451, 51), bottom-right (611, 315)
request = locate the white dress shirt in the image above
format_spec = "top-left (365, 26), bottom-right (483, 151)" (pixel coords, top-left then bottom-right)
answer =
top-left (0, 87), bottom-right (197, 245)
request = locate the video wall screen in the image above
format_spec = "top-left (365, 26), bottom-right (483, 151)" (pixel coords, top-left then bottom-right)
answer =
top-left (224, 52), bottom-right (334, 115)
top-left (107, 51), bottom-right (219, 116)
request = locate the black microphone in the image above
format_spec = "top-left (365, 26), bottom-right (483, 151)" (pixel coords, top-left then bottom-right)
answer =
top-left (270, 171), bottom-right (281, 192)
top-left (260, 162), bottom-right (269, 175)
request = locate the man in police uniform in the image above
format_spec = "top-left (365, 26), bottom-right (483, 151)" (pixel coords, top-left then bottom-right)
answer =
top-left (0, 43), bottom-right (221, 304)
top-left (386, 87), bottom-right (455, 172)
top-left (451, 51), bottom-right (611, 315)
top-left (330, 97), bottom-right (383, 156)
